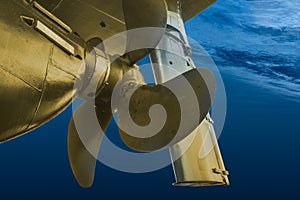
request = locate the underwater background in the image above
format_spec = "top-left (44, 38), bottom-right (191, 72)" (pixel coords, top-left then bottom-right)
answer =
top-left (0, 0), bottom-right (299, 199)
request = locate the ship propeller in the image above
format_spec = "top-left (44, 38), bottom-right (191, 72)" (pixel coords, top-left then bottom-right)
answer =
top-left (67, 0), bottom-right (168, 188)
top-left (68, 0), bottom-right (217, 188)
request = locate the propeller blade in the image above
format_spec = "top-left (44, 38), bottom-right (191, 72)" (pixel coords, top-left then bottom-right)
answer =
top-left (68, 111), bottom-right (97, 188)
top-left (122, 0), bottom-right (167, 65)
top-left (117, 68), bottom-right (216, 152)
top-left (68, 100), bottom-right (112, 188)
top-left (123, 0), bottom-right (167, 29)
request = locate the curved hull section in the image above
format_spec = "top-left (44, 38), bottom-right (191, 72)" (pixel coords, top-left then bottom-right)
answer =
top-left (0, 1), bottom-right (83, 142)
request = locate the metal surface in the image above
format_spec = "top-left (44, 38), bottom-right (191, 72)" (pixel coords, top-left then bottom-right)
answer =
top-left (35, 20), bottom-right (75, 55)
top-left (150, 3), bottom-right (229, 186)
top-left (31, 0), bottom-right (216, 44)
top-left (116, 68), bottom-right (216, 152)
top-left (171, 115), bottom-right (230, 186)
top-left (32, 1), bottom-right (73, 33)
top-left (0, 0), bottom-right (227, 189)
top-left (122, 0), bottom-right (167, 65)
top-left (68, 100), bottom-right (113, 188)
top-left (0, 1), bottom-right (84, 142)
top-left (167, 0), bottom-right (217, 21)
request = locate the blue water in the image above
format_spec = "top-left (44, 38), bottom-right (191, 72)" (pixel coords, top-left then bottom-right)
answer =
top-left (0, 0), bottom-right (299, 199)
top-left (187, 0), bottom-right (300, 101)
